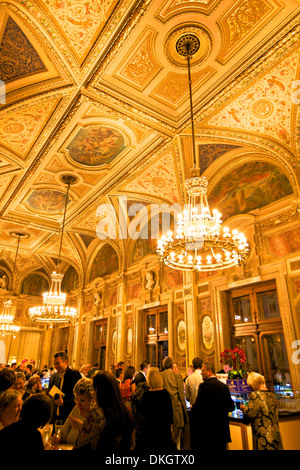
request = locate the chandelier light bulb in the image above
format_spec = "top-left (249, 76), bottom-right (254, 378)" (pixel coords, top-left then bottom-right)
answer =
top-left (156, 34), bottom-right (249, 272)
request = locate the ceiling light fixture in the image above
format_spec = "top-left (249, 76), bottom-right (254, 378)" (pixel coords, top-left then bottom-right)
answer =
top-left (157, 34), bottom-right (249, 272)
top-left (28, 175), bottom-right (78, 325)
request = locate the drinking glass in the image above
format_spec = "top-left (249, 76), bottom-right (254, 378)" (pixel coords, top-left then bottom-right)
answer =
top-left (42, 424), bottom-right (52, 447)
top-left (55, 419), bottom-right (63, 437)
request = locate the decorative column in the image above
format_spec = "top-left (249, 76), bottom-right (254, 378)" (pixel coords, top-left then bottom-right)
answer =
top-left (116, 273), bottom-right (126, 364)
top-left (74, 291), bottom-right (84, 369)
top-left (183, 270), bottom-right (199, 366)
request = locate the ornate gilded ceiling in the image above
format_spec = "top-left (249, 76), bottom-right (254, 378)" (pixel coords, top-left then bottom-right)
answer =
top-left (0, 0), bottom-right (300, 283)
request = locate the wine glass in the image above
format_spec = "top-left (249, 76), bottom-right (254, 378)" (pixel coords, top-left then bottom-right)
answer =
top-left (55, 419), bottom-right (63, 437)
top-left (42, 423), bottom-right (52, 448)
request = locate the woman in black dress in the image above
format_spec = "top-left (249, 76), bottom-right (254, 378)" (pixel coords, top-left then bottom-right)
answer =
top-left (93, 371), bottom-right (135, 452)
top-left (135, 367), bottom-right (176, 452)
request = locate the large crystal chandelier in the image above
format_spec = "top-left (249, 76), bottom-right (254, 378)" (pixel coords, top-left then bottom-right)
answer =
top-left (157, 34), bottom-right (249, 272)
top-left (28, 175), bottom-right (78, 324)
top-left (0, 232), bottom-right (25, 337)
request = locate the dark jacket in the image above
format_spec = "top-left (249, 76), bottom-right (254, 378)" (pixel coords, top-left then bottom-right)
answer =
top-left (192, 376), bottom-right (235, 450)
top-left (49, 366), bottom-right (81, 422)
top-left (133, 371), bottom-right (146, 386)
top-left (0, 420), bottom-right (44, 451)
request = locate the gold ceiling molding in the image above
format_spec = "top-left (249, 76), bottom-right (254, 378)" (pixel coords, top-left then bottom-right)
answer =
top-left (0, 94), bottom-right (84, 217)
top-left (77, 0), bottom-right (153, 81)
top-left (255, 208), bottom-right (300, 234)
top-left (80, 95), bottom-right (161, 138)
top-left (122, 149), bottom-right (181, 204)
top-left (82, 88), bottom-right (178, 135)
top-left (164, 23), bottom-right (213, 69)
top-left (192, 127), bottom-right (296, 168)
top-left (216, 0), bottom-right (285, 65)
top-left (150, 66), bottom-right (216, 109)
top-left (124, 121), bottom-right (151, 143)
top-left (0, 4), bottom-right (73, 103)
top-left (69, 138), bottom-right (174, 232)
top-left (113, 26), bottom-right (162, 91)
top-left (191, 21), bottom-right (300, 126)
top-left (34, 0), bottom-right (120, 66)
top-left (0, 89), bottom-right (77, 169)
top-left (45, 154), bottom-right (74, 174)
top-left (155, 0), bottom-right (222, 23)
top-left (203, 48), bottom-right (300, 148)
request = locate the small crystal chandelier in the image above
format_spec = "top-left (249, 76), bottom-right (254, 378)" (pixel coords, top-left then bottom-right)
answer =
top-left (0, 232), bottom-right (25, 337)
top-left (157, 34), bottom-right (249, 272)
top-left (28, 175), bottom-right (78, 324)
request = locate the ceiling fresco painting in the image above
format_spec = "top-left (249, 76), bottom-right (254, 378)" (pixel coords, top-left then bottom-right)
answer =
top-left (208, 162), bottom-right (294, 221)
top-left (25, 189), bottom-right (71, 213)
top-left (66, 125), bottom-right (126, 166)
top-left (0, 0), bottom-right (298, 277)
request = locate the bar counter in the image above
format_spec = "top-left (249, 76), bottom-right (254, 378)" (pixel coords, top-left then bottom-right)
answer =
top-left (228, 409), bottom-right (300, 450)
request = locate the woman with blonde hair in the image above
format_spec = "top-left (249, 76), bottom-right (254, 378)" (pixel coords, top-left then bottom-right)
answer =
top-left (135, 367), bottom-right (176, 451)
top-left (51, 377), bottom-right (105, 450)
top-left (240, 372), bottom-right (283, 450)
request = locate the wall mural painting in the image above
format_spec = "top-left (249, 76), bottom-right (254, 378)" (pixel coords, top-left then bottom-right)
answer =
top-left (130, 212), bottom-right (174, 264)
top-left (21, 273), bottom-right (49, 296)
top-left (209, 162), bottom-right (293, 221)
top-left (84, 296), bottom-right (94, 314)
top-left (127, 328), bottom-right (133, 356)
top-left (0, 270), bottom-right (9, 290)
top-left (66, 126), bottom-right (126, 166)
top-left (89, 244), bottom-right (119, 281)
top-left (112, 330), bottom-right (117, 357)
top-left (268, 228), bottom-right (300, 258)
top-left (166, 268), bottom-right (183, 289)
top-left (26, 189), bottom-right (70, 212)
top-left (202, 315), bottom-right (214, 350)
top-left (61, 265), bottom-right (79, 292)
top-left (198, 144), bottom-right (241, 173)
top-left (108, 290), bottom-right (118, 306)
top-left (177, 320), bottom-right (186, 352)
top-left (128, 283), bottom-right (141, 300)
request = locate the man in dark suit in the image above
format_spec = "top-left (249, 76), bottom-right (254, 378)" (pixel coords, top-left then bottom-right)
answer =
top-left (192, 362), bottom-right (235, 451)
top-left (133, 360), bottom-right (150, 386)
top-left (48, 351), bottom-right (81, 423)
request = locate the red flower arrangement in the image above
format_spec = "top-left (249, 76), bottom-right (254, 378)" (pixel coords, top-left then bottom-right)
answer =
top-left (220, 347), bottom-right (247, 378)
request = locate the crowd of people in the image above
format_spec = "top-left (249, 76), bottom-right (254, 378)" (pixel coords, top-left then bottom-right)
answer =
top-left (0, 353), bottom-right (283, 452)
